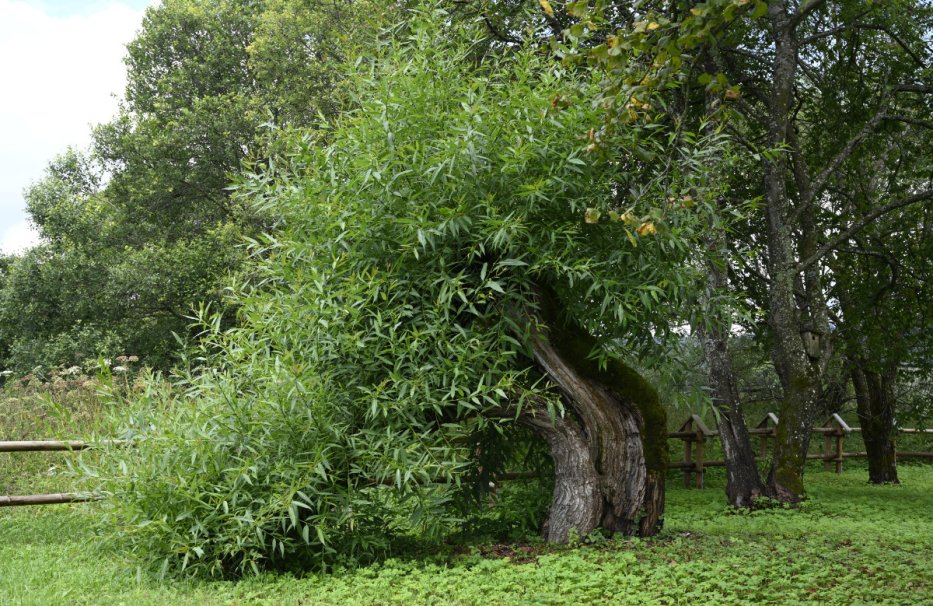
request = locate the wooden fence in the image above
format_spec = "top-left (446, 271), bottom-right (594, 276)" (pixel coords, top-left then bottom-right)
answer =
top-left (0, 440), bottom-right (125, 506)
top-left (670, 413), bottom-right (933, 488)
top-left (2, 415), bottom-right (932, 505)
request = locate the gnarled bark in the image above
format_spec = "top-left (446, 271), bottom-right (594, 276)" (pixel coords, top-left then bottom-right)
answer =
top-left (517, 289), bottom-right (667, 541)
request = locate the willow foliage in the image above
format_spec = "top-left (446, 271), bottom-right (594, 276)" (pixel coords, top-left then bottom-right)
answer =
top-left (88, 11), bottom-right (723, 578)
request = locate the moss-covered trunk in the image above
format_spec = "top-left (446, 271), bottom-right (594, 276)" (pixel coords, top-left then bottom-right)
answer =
top-left (851, 363), bottom-right (899, 484)
top-left (760, 8), bottom-right (828, 503)
top-left (519, 288), bottom-right (667, 541)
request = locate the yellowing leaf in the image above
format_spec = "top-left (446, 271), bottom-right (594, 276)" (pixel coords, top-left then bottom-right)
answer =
top-left (647, 22), bottom-right (660, 31)
top-left (566, 0), bottom-right (588, 18)
top-left (637, 221), bottom-right (657, 236)
top-left (584, 208), bottom-right (602, 224)
top-left (538, 0), bottom-right (555, 17)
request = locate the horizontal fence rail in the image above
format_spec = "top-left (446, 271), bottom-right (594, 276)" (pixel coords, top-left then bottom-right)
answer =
top-left (0, 492), bottom-right (100, 507)
top-left (2, 414), bottom-right (931, 504)
top-left (0, 440), bottom-right (129, 507)
top-left (0, 440), bottom-right (126, 453)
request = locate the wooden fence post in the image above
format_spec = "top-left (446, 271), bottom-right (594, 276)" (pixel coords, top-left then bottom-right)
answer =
top-left (677, 416), bottom-right (695, 487)
top-left (680, 415), bottom-right (713, 489)
top-left (683, 434), bottom-right (693, 488)
top-left (755, 413), bottom-right (779, 459)
top-left (820, 414), bottom-right (851, 474)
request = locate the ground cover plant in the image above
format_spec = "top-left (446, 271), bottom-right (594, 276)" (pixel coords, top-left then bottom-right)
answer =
top-left (1, 464), bottom-right (930, 605)
top-left (2, 369), bottom-right (930, 604)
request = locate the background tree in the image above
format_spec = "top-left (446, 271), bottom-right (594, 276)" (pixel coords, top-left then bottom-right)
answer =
top-left (564, 0), bottom-right (933, 500)
top-left (0, 0), bottom-right (383, 372)
top-left (828, 117), bottom-right (933, 484)
top-left (535, 0), bottom-right (933, 500)
top-left (727, 0), bottom-right (931, 497)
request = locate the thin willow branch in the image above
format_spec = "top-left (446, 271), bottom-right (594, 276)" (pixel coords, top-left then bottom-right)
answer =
top-left (802, 106), bottom-right (887, 208)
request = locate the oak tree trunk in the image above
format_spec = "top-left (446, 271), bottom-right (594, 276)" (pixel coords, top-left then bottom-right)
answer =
top-left (762, 4), bottom-right (826, 502)
top-left (694, 179), bottom-right (766, 507)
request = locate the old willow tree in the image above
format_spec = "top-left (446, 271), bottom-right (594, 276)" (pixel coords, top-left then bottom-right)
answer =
top-left (91, 13), bottom-right (719, 577)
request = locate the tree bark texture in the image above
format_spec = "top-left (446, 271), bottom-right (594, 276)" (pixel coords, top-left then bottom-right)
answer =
top-left (695, 189), bottom-right (766, 506)
top-left (762, 3), bottom-right (825, 502)
top-left (698, 322), bottom-right (766, 507)
top-left (851, 363), bottom-right (899, 484)
top-left (519, 290), bottom-right (668, 542)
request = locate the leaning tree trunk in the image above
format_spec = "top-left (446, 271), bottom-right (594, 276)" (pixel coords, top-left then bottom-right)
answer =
top-left (518, 290), bottom-right (668, 542)
top-left (694, 168), bottom-right (766, 507)
top-left (851, 362), bottom-right (899, 484)
top-left (697, 322), bottom-right (765, 507)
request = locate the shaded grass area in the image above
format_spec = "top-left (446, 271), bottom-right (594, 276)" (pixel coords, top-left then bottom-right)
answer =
top-left (1, 464), bottom-right (930, 605)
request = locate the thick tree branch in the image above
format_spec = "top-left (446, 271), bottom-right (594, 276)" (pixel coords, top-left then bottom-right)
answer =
top-left (858, 24), bottom-right (927, 67)
top-left (893, 84), bottom-right (933, 94)
top-left (796, 189), bottom-right (933, 273)
top-left (800, 12), bottom-right (871, 45)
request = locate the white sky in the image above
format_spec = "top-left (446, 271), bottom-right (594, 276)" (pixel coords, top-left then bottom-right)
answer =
top-left (0, 0), bottom-right (153, 254)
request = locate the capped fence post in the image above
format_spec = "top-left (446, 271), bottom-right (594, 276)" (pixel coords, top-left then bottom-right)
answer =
top-left (821, 414), bottom-right (851, 474)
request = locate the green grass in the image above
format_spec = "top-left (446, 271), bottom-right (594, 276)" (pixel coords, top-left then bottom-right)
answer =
top-left (1, 464), bottom-right (930, 605)
top-left (2, 382), bottom-right (930, 604)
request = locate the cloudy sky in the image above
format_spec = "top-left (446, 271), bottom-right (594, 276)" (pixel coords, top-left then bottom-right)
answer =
top-left (0, 0), bottom-right (153, 254)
